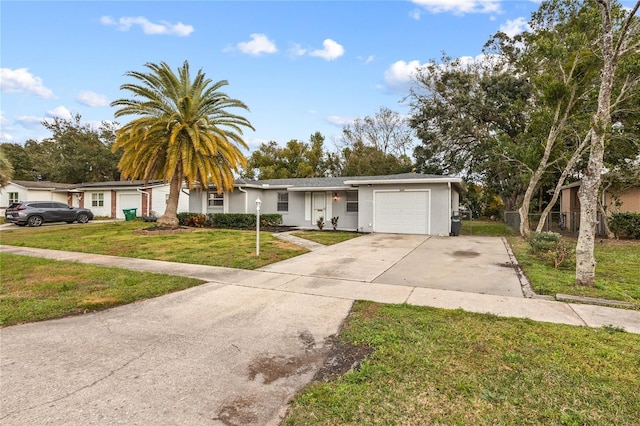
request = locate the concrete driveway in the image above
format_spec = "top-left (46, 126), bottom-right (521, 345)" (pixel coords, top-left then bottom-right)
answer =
top-left (260, 234), bottom-right (524, 298)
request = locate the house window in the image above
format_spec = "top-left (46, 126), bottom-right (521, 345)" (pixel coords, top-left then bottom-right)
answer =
top-left (277, 192), bottom-right (289, 212)
top-left (91, 193), bottom-right (104, 207)
top-left (208, 192), bottom-right (224, 207)
top-left (8, 192), bottom-right (19, 204)
top-left (346, 191), bottom-right (358, 213)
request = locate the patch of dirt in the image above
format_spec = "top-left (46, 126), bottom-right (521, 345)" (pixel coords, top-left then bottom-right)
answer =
top-left (216, 396), bottom-right (259, 426)
top-left (496, 262), bottom-right (514, 268)
top-left (131, 226), bottom-right (198, 235)
top-left (312, 335), bottom-right (374, 382)
top-left (452, 250), bottom-right (480, 258)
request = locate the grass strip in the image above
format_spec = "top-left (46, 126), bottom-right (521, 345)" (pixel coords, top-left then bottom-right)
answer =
top-left (285, 302), bottom-right (640, 425)
top-left (0, 254), bottom-right (203, 326)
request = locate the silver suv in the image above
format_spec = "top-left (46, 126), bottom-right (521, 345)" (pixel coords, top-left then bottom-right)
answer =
top-left (5, 201), bottom-right (94, 227)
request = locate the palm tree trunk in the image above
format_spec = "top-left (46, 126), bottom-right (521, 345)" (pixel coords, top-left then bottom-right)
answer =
top-left (158, 170), bottom-right (183, 228)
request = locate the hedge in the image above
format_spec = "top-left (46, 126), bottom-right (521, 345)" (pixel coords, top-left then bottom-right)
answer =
top-left (177, 212), bottom-right (283, 229)
top-left (609, 212), bottom-right (640, 239)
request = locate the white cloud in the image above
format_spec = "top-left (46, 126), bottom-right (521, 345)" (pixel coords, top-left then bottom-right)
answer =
top-left (237, 33), bottom-right (278, 55)
top-left (499, 17), bottom-right (530, 37)
top-left (0, 68), bottom-right (54, 98)
top-left (0, 132), bottom-right (13, 142)
top-left (310, 39), bottom-right (345, 61)
top-left (76, 91), bottom-right (109, 107)
top-left (326, 115), bottom-right (354, 126)
top-left (16, 116), bottom-right (44, 129)
top-left (0, 111), bottom-right (9, 127)
top-left (288, 43), bottom-right (308, 57)
top-left (357, 55), bottom-right (375, 64)
top-left (411, 0), bottom-right (501, 15)
top-left (47, 106), bottom-right (73, 120)
top-left (100, 15), bottom-right (194, 36)
top-left (384, 60), bottom-right (424, 91)
top-left (410, 9), bottom-right (423, 20)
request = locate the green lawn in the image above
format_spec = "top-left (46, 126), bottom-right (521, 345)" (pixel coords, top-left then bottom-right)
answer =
top-left (290, 230), bottom-right (362, 245)
top-left (461, 219), bottom-right (515, 236)
top-left (0, 254), bottom-right (203, 326)
top-left (509, 237), bottom-right (640, 305)
top-left (284, 301), bottom-right (640, 425)
top-left (0, 220), bottom-right (307, 270)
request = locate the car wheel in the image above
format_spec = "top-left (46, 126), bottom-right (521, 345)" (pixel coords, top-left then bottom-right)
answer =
top-left (77, 213), bottom-right (89, 224)
top-left (27, 216), bottom-right (43, 227)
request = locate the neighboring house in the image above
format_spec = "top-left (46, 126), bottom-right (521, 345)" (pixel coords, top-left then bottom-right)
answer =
top-left (0, 180), bottom-right (75, 215)
top-left (76, 180), bottom-right (189, 220)
top-left (559, 181), bottom-right (640, 232)
top-left (1, 180), bottom-right (190, 220)
top-left (189, 173), bottom-right (465, 235)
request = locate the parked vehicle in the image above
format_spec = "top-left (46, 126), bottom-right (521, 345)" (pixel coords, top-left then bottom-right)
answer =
top-left (4, 201), bottom-right (94, 227)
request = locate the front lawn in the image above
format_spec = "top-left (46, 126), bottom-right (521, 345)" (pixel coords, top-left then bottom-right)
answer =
top-left (0, 254), bottom-right (203, 326)
top-left (285, 301), bottom-right (640, 425)
top-left (509, 236), bottom-right (640, 305)
top-left (0, 220), bottom-right (307, 269)
top-left (461, 218), bottom-right (515, 236)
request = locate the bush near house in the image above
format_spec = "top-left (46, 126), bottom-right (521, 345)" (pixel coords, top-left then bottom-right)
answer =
top-left (176, 212), bottom-right (283, 229)
top-left (609, 212), bottom-right (640, 239)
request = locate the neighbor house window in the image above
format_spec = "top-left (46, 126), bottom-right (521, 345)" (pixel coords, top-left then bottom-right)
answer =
top-left (346, 191), bottom-right (358, 213)
top-left (208, 192), bottom-right (224, 207)
top-left (277, 192), bottom-right (289, 212)
top-left (91, 193), bottom-right (104, 207)
top-left (8, 192), bottom-right (19, 204)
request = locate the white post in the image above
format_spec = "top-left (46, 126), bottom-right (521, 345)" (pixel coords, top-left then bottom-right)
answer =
top-left (255, 198), bottom-right (261, 256)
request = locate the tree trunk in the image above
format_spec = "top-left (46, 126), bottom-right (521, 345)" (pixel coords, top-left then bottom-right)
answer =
top-left (157, 169), bottom-right (183, 228)
top-left (535, 130), bottom-right (591, 234)
top-left (575, 0), bottom-right (617, 286)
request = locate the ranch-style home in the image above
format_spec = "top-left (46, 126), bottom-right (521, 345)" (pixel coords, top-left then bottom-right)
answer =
top-left (1, 180), bottom-right (189, 220)
top-left (189, 173), bottom-right (465, 236)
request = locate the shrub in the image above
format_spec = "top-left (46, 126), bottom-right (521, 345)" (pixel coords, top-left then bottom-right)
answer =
top-left (317, 216), bottom-right (325, 230)
top-left (185, 214), bottom-right (207, 228)
top-left (177, 212), bottom-right (202, 226)
top-left (208, 213), bottom-right (282, 229)
top-left (609, 212), bottom-right (640, 239)
top-left (527, 232), bottom-right (574, 269)
top-left (528, 232), bottom-right (562, 254)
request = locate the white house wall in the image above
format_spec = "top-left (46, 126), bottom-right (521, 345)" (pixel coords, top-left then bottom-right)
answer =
top-left (150, 186), bottom-right (190, 216)
top-left (84, 191), bottom-right (112, 218)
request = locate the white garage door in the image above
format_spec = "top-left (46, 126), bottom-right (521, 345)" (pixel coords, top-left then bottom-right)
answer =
top-left (118, 194), bottom-right (141, 218)
top-left (374, 190), bottom-right (430, 234)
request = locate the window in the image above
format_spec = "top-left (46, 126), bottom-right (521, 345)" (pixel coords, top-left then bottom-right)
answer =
top-left (277, 192), bottom-right (289, 212)
top-left (91, 193), bottom-right (104, 207)
top-left (208, 192), bottom-right (224, 207)
top-left (346, 191), bottom-right (358, 213)
top-left (8, 192), bottom-right (18, 204)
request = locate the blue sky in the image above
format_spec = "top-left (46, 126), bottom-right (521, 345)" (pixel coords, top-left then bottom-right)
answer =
top-left (2, 0), bottom-right (544, 152)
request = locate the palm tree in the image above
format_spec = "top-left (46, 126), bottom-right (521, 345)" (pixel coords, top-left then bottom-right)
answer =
top-left (111, 61), bottom-right (254, 227)
top-left (0, 147), bottom-right (14, 188)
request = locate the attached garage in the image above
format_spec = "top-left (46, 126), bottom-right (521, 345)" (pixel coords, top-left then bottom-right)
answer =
top-left (374, 190), bottom-right (430, 234)
top-left (118, 193), bottom-right (142, 219)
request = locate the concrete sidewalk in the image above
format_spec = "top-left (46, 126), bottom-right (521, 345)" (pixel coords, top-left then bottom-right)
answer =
top-left (2, 244), bottom-right (639, 334)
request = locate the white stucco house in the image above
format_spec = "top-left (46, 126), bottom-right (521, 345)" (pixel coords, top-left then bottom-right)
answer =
top-left (189, 173), bottom-right (465, 236)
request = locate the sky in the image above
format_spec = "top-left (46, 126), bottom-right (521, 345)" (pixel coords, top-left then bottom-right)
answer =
top-left (2, 0), bottom-right (550, 153)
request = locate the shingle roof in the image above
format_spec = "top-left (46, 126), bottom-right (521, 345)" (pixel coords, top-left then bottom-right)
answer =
top-left (10, 180), bottom-right (76, 190)
top-left (237, 173), bottom-right (458, 188)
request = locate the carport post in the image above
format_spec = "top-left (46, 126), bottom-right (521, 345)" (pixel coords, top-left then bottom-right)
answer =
top-left (255, 198), bottom-right (261, 256)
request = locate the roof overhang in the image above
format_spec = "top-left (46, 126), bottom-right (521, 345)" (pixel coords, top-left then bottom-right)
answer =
top-left (287, 186), bottom-right (350, 192)
top-left (343, 177), bottom-right (463, 185)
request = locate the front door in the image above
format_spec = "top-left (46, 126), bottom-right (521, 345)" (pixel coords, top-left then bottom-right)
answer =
top-left (312, 192), bottom-right (326, 225)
